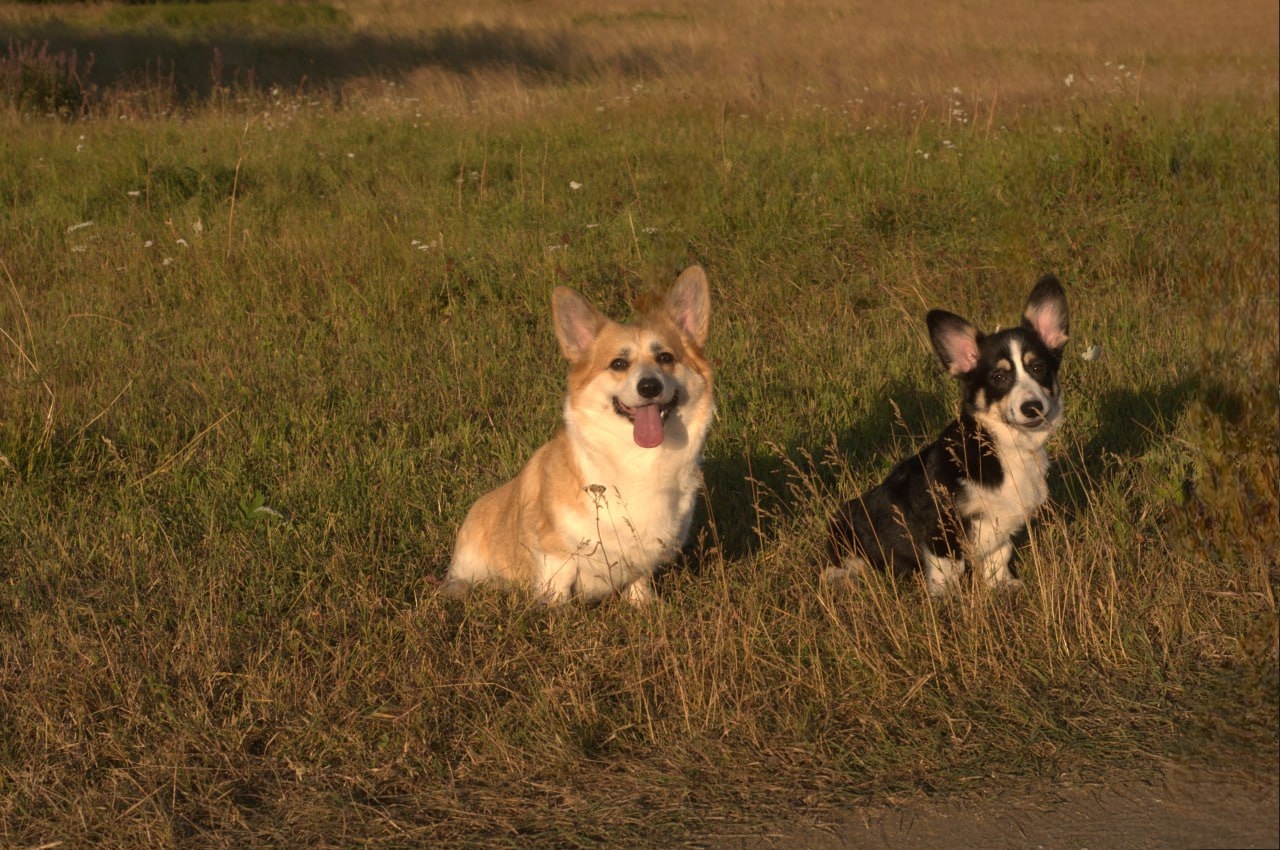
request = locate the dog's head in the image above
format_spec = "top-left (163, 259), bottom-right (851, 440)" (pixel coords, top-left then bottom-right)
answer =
top-left (927, 276), bottom-right (1069, 441)
top-left (553, 265), bottom-right (713, 450)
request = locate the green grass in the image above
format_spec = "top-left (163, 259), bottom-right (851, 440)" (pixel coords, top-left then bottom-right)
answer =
top-left (1, 3), bottom-right (1278, 847)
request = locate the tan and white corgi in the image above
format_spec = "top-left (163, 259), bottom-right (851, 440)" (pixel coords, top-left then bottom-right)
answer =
top-left (444, 265), bottom-right (714, 605)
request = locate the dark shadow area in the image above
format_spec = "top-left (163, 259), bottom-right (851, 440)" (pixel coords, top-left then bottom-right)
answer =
top-left (690, 371), bottom-right (1234, 571)
top-left (830, 381), bottom-right (953, 475)
top-left (1054, 376), bottom-right (1208, 510)
top-left (696, 379), bottom-right (951, 563)
top-left (1, 21), bottom-right (666, 105)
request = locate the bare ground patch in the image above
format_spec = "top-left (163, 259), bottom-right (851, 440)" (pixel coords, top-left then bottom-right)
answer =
top-left (707, 758), bottom-right (1279, 850)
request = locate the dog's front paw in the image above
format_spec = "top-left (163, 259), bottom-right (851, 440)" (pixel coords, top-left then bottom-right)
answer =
top-left (439, 577), bottom-right (473, 601)
top-left (820, 561), bottom-right (867, 589)
top-left (821, 554), bottom-right (871, 588)
top-left (980, 565), bottom-right (1024, 593)
top-left (535, 587), bottom-right (572, 607)
top-left (624, 578), bottom-right (655, 607)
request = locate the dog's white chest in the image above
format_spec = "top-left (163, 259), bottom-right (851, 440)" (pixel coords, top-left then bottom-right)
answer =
top-left (560, 446), bottom-right (702, 594)
top-left (960, 445), bottom-right (1049, 555)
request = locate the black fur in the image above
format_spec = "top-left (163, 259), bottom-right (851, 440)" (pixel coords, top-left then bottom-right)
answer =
top-left (827, 414), bottom-right (1003, 577)
top-left (826, 275), bottom-right (1069, 588)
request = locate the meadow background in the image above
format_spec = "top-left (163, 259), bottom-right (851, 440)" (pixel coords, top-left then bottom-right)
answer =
top-left (1, 0), bottom-right (1277, 847)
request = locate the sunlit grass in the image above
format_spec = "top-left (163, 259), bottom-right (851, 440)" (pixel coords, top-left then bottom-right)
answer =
top-left (0, 0), bottom-right (1277, 847)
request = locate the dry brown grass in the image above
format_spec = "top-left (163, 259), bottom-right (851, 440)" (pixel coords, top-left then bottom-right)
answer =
top-left (333, 0), bottom-right (1280, 109)
top-left (3, 0), bottom-right (1276, 118)
top-left (0, 0), bottom-right (1276, 847)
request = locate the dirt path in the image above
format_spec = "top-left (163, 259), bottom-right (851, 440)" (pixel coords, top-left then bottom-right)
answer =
top-left (708, 763), bottom-right (1279, 850)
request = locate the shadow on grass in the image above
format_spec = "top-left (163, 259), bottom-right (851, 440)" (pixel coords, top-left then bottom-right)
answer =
top-left (697, 380), bottom-right (949, 563)
top-left (1054, 375), bottom-right (1233, 510)
top-left (5, 21), bottom-right (665, 103)
top-left (693, 371), bottom-right (1243, 570)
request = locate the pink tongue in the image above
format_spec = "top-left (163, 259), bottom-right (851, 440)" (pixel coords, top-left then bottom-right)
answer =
top-left (632, 404), bottom-right (665, 448)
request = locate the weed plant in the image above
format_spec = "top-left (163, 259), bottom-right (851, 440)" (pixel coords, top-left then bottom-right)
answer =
top-left (0, 1), bottom-right (1277, 846)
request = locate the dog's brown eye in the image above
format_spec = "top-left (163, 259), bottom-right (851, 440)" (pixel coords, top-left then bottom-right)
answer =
top-left (608, 358), bottom-right (629, 371)
top-left (991, 369), bottom-right (1009, 384)
top-left (1029, 361), bottom-right (1045, 375)
top-left (655, 351), bottom-right (675, 366)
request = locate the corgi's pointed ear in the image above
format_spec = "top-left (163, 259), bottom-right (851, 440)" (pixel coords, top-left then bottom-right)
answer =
top-left (664, 265), bottom-right (711, 348)
top-left (552, 287), bottom-right (607, 362)
top-left (928, 310), bottom-right (981, 377)
top-left (1022, 275), bottom-right (1069, 357)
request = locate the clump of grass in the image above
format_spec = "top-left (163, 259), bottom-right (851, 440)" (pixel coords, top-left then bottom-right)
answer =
top-left (0, 38), bottom-right (91, 116)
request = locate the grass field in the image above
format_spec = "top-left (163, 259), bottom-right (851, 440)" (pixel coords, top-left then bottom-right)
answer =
top-left (1, 1), bottom-right (1278, 847)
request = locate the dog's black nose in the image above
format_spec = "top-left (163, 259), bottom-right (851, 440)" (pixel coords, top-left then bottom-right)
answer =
top-left (1020, 400), bottom-right (1044, 419)
top-left (637, 377), bottom-right (663, 399)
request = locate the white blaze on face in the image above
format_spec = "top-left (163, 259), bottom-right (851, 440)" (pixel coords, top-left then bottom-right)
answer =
top-left (1003, 338), bottom-right (1059, 428)
top-left (602, 332), bottom-right (687, 450)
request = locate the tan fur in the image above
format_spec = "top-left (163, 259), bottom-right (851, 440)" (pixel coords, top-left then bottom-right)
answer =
top-left (444, 266), bottom-right (714, 605)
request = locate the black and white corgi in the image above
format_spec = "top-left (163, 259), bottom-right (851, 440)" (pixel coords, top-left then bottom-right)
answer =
top-left (825, 276), bottom-right (1069, 597)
